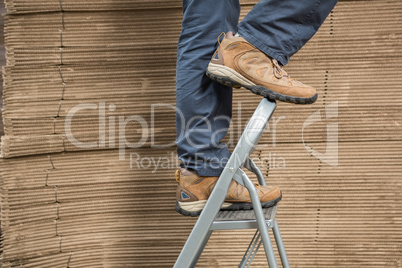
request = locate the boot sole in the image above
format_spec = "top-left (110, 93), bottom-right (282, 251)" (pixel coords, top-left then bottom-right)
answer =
top-left (176, 192), bottom-right (282, 217)
top-left (206, 64), bottom-right (317, 104)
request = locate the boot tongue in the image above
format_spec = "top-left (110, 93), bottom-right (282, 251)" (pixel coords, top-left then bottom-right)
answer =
top-left (180, 168), bottom-right (196, 176)
top-left (223, 36), bottom-right (254, 49)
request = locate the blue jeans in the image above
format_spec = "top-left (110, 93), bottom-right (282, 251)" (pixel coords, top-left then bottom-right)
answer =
top-left (176, 0), bottom-right (338, 176)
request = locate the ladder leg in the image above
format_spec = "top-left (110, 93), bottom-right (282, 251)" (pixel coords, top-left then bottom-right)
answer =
top-left (190, 230), bottom-right (213, 268)
top-left (254, 211), bottom-right (277, 268)
top-left (245, 233), bottom-right (263, 268)
top-left (273, 221), bottom-right (290, 268)
top-left (239, 230), bottom-right (261, 268)
top-left (262, 229), bottom-right (278, 268)
top-left (239, 170), bottom-right (278, 268)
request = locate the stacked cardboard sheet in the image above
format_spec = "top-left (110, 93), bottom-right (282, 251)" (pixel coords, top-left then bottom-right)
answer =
top-left (2, 2), bottom-right (402, 157)
top-left (4, 0), bottom-right (182, 13)
top-left (1, 0), bottom-right (401, 267)
top-left (0, 3), bottom-right (5, 136)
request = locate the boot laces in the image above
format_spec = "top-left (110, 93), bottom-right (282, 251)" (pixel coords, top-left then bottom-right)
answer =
top-left (272, 59), bottom-right (296, 81)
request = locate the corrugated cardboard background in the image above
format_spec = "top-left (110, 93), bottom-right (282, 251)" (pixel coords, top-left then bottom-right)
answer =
top-left (0, 0), bottom-right (401, 267)
top-left (0, 2), bottom-right (5, 136)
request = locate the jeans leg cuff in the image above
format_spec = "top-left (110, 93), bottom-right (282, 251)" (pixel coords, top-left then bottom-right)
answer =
top-left (195, 168), bottom-right (224, 177)
top-left (237, 28), bottom-right (289, 65)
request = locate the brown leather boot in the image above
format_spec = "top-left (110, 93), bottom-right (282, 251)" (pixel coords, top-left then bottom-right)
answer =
top-left (206, 34), bottom-right (317, 104)
top-left (175, 169), bottom-right (282, 217)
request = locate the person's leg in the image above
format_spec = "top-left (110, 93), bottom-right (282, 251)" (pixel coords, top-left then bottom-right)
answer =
top-left (238, 0), bottom-right (339, 65)
top-left (176, 0), bottom-right (240, 176)
top-left (175, 0), bottom-right (283, 217)
top-left (206, 0), bottom-right (338, 104)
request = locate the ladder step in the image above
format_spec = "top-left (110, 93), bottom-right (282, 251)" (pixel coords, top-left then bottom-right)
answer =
top-left (215, 205), bottom-right (276, 221)
top-left (210, 205), bottom-right (277, 230)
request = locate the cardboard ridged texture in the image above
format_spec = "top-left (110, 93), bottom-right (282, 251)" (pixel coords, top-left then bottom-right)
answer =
top-left (4, 0), bottom-right (182, 14)
top-left (2, 1), bottom-right (402, 157)
top-left (1, 0), bottom-right (402, 267)
top-left (1, 144), bottom-right (401, 267)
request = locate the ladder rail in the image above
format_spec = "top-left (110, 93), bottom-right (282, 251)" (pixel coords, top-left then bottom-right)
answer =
top-left (244, 157), bottom-right (267, 186)
top-left (190, 230), bottom-right (213, 268)
top-left (273, 221), bottom-right (290, 268)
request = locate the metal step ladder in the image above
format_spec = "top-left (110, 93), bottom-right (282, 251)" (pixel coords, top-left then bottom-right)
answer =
top-left (174, 98), bottom-right (290, 268)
